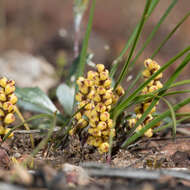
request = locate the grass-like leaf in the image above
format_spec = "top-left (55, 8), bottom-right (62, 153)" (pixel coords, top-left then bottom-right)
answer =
top-left (121, 53), bottom-right (190, 148)
top-left (151, 10), bottom-right (190, 58)
top-left (114, 0), bottom-right (152, 89)
top-left (122, 96), bottom-right (190, 148)
top-left (170, 79), bottom-right (190, 88)
top-left (130, 0), bottom-right (178, 68)
top-left (76, 0), bottom-right (96, 78)
top-left (161, 97), bottom-right (176, 137)
top-left (110, 0), bottom-right (160, 77)
top-left (154, 115), bottom-right (190, 133)
top-left (112, 46), bottom-right (190, 120)
top-left (163, 90), bottom-right (190, 97)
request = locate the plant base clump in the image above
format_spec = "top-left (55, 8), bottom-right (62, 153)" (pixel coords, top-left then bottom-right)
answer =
top-left (128, 58), bottom-right (163, 137)
top-left (70, 64), bottom-right (124, 153)
top-left (0, 77), bottom-right (17, 138)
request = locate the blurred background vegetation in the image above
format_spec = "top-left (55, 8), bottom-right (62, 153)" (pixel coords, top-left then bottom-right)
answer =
top-left (0, 0), bottom-right (190, 111)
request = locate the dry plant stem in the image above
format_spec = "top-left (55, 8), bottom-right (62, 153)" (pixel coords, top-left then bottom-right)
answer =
top-left (85, 167), bottom-right (190, 180)
top-left (14, 106), bottom-right (34, 149)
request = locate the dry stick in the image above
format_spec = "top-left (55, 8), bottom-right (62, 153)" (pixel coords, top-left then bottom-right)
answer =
top-left (14, 127), bottom-right (61, 134)
top-left (14, 106), bottom-right (34, 149)
top-left (84, 167), bottom-right (190, 180)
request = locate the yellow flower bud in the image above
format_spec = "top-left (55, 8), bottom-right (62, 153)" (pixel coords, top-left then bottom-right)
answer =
top-left (150, 106), bottom-right (156, 114)
top-left (69, 128), bottom-right (75, 136)
top-left (155, 81), bottom-right (163, 89)
top-left (100, 112), bottom-right (110, 121)
top-left (75, 92), bottom-right (83, 102)
top-left (74, 112), bottom-right (82, 120)
top-left (144, 58), bottom-right (152, 68)
top-left (136, 114), bottom-right (142, 119)
top-left (8, 94), bottom-right (18, 104)
top-left (76, 77), bottom-right (85, 86)
top-left (112, 94), bottom-right (119, 104)
top-left (97, 121), bottom-right (107, 130)
top-left (102, 130), bottom-right (109, 136)
top-left (98, 142), bottom-right (109, 153)
top-left (84, 79), bottom-right (94, 87)
top-left (0, 109), bottom-right (5, 117)
top-left (85, 102), bottom-right (94, 110)
top-left (103, 90), bottom-right (113, 99)
top-left (84, 110), bottom-right (91, 118)
top-left (78, 100), bottom-right (88, 108)
top-left (99, 71), bottom-right (109, 81)
top-left (0, 125), bottom-right (5, 134)
top-left (3, 102), bottom-right (15, 112)
top-left (107, 119), bottom-right (113, 128)
top-left (144, 114), bottom-right (153, 124)
top-left (79, 86), bottom-right (89, 94)
top-left (5, 84), bottom-right (16, 95)
top-left (128, 118), bottom-right (136, 128)
top-left (147, 80), bottom-right (154, 87)
top-left (106, 105), bottom-right (111, 111)
top-left (4, 128), bottom-right (14, 138)
top-left (94, 77), bottom-right (100, 85)
top-left (87, 71), bottom-right (98, 81)
top-left (142, 69), bottom-right (151, 78)
top-left (0, 91), bottom-right (6, 101)
top-left (149, 85), bottom-right (158, 93)
top-left (77, 118), bottom-right (88, 128)
top-left (93, 94), bottom-right (101, 102)
top-left (89, 120), bottom-right (97, 128)
top-left (87, 89), bottom-right (95, 99)
top-left (104, 98), bottom-right (112, 106)
top-left (155, 73), bottom-right (163, 80)
top-left (97, 86), bottom-right (106, 95)
top-left (96, 64), bottom-right (105, 73)
top-left (88, 128), bottom-right (101, 137)
top-left (7, 80), bottom-right (15, 86)
top-left (95, 103), bottom-right (106, 112)
top-left (135, 105), bottom-right (142, 114)
top-left (144, 128), bottom-right (153, 138)
top-left (0, 77), bottom-right (8, 88)
top-left (89, 110), bottom-right (99, 122)
top-left (116, 85), bottom-right (125, 96)
top-left (92, 137), bottom-right (102, 147)
top-left (136, 125), bottom-right (143, 132)
top-left (87, 136), bottom-right (94, 146)
top-left (143, 103), bottom-right (150, 112)
top-left (4, 113), bottom-right (15, 124)
top-left (142, 87), bottom-right (148, 94)
top-left (103, 79), bottom-right (111, 88)
top-left (145, 59), bottom-right (160, 71)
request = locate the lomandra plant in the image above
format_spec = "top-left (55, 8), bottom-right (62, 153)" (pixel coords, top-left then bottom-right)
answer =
top-left (7, 0), bottom-right (190, 157)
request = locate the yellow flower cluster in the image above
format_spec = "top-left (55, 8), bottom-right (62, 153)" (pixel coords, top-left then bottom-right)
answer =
top-left (70, 64), bottom-right (124, 153)
top-left (0, 77), bottom-right (17, 138)
top-left (128, 58), bottom-right (163, 137)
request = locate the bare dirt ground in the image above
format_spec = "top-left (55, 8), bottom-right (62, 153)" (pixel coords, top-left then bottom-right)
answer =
top-left (1, 127), bottom-right (190, 190)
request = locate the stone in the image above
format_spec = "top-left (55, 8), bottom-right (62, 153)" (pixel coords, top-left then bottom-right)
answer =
top-left (0, 50), bottom-right (57, 92)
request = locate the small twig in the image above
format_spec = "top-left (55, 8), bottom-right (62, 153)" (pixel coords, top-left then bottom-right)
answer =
top-left (177, 123), bottom-right (190, 128)
top-left (84, 167), bottom-right (190, 181)
top-left (13, 127), bottom-right (61, 134)
top-left (176, 128), bottom-right (190, 136)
